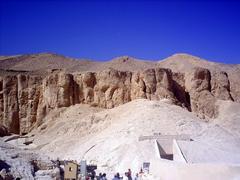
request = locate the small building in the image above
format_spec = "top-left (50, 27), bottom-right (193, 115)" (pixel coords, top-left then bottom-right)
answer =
top-left (64, 161), bottom-right (78, 180)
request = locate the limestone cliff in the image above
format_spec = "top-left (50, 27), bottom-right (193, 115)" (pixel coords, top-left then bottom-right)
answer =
top-left (0, 67), bottom-right (238, 134)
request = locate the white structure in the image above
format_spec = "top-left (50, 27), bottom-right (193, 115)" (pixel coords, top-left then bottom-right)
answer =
top-left (153, 135), bottom-right (190, 162)
top-left (172, 139), bottom-right (187, 163)
top-left (176, 140), bottom-right (240, 164)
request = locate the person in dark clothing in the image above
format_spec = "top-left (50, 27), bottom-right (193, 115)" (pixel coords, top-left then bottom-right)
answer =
top-left (127, 169), bottom-right (132, 180)
top-left (101, 173), bottom-right (107, 180)
top-left (97, 173), bottom-right (102, 180)
top-left (112, 172), bottom-right (121, 180)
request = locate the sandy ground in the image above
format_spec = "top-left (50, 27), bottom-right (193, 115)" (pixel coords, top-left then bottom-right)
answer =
top-left (13, 99), bottom-right (238, 179)
top-left (150, 161), bottom-right (240, 180)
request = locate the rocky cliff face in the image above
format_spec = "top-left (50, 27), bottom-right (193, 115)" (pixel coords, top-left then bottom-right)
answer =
top-left (0, 66), bottom-right (238, 135)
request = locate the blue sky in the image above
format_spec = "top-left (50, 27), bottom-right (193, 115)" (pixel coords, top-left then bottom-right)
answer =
top-left (0, 0), bottom-right (240, 63)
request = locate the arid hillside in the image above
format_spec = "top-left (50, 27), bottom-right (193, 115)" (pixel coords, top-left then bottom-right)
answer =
top-left (1, 52), bottom-right (239, 73)
top-left (0, 53), bottom-right (240, 180)
top-left (0, 53), bottom-right (239, 135)
top-left (4, 99), bottom-right (240, 179)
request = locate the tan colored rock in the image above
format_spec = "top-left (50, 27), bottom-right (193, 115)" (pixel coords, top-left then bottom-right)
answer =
top-left (41, 72), bottom-right (74, 109)
top-left (185, 68), bottom-right (217, 119)
top-left (36, 72), bottom-right (75, 125)
top-left (211, 71), bottom-right (232, 101)
top-left (154, 68), bottom-right (175, 101)
top-left (0, 71), bottom-right (76, 134)
top-left (94, 69), bottom-right (132, 108)
top-left (17, 74), bottom-right (42, 134)
top-left (0, 125), bottom-right (9, 137)
top-left (185, 67), bottom-right (211, 92)
top-left (228, 71), bottom-right (240, 102)
top-left (2, 76), bottom-right (19, 134)
top-left (171, 72), bottom-right (191, 110)
top-left (0, 77), bottom-right (3, 124)
top-left (73, 72), bottom-right (96, 105)
top-left (190, 90), bottom-right (217, 119)
top-left (0, 63), bottom-right (239, 134)
top-left (82, 72), bottom-right (96, 104)
top-left (130, 72), bottom-right (147, 99)
top-left (73, 68), bottom-right (176, 109)
top-left (130, 68), bottom-right (175, 102)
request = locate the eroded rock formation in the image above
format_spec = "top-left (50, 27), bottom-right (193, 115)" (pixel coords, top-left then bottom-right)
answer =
top-left (0, 125), bottom-right (9, 137)
top-left (0, 67), bottom-right (238, 134)
top-left (185, 68), bottom-right (216, 119)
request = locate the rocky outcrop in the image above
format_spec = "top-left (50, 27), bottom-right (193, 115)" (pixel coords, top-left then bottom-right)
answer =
top-left (2, 76), bottom-right (19, 134)
top-left (36, 72), bottom-right (75, 126)
top-left (18, 75), bottom-right (42, 134)
top-left (0, 67), bottom-right (238, 134)
top-left (131, 68), bottom-right (176, 102)
top-left (0, 125), bottom-right (9, 137)
top-left (211, 71), bottom-right (233, 101)
top-left (185, 68), bottom-right (217, 119)
top-left (227, 71), bottom-right (240, 103)
top-left (93, 70), bottom-right (132, 108)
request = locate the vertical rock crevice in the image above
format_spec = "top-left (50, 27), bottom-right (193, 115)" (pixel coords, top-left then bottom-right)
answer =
top-left (171, 72), bottom-right (191, 111)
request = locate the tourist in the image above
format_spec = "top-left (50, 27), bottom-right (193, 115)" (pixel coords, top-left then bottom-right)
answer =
top-left (123, 172), bottom-right (129, 180)
top-left (101, 173), bottom-right (107, 180)
top-left (91, 170), bottom-right (96, 179)
top-left (112, 172), bottom-right (121, 180)
top-left (134, 173), bottom-right (139, 180)
top-left (97, 173), bottom-right (102, 180)
top-left (127, 169), bottom-right (132, 180)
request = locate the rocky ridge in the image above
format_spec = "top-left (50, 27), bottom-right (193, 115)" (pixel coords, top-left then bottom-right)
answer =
top-left (0, 53), bottom-right (239, 134)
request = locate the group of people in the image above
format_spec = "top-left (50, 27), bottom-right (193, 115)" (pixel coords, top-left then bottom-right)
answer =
top-left (96, 168), bottom-right (142, 180)
top-left (96, 173), bottom-right (107, 180)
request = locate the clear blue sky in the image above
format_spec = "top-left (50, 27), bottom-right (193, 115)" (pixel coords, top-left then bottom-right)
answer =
top-left (0, 0), bottom-right (240, 63)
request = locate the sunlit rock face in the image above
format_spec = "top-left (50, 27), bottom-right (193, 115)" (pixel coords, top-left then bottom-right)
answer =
top-left (0, 53), bottom-right (239, 134)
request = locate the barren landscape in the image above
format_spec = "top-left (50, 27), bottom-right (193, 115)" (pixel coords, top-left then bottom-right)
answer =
top-left (0, 53), bottom-right (240, 179)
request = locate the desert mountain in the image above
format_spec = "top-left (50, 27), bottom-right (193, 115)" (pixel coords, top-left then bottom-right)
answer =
top-left (0, 53), bottom-right (99, 73)
top-left (1, 52), bottom-right (239, 73)
top-left (158, 53), bottom-right (239, 72)
top-left (0, 53), bottom-right (240, 179)
top-left (0, 53), bottom-right (157, 73)
top-left (0, 52), bottom-right (239, 135)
